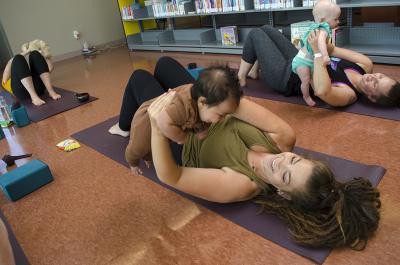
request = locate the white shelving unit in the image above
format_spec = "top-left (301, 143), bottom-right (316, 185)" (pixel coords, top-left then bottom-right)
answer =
top-left (122, 0), bottom-right (400, 64)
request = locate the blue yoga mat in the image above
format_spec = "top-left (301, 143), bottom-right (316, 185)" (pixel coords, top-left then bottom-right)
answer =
top-left (72, 116), bottom-right (386, 264)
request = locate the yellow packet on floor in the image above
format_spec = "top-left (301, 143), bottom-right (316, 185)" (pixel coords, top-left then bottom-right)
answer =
top-left (56, 139), bottom-right (81, 152)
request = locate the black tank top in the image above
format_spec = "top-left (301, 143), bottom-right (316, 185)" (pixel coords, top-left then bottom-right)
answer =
top-left (286, 58), bottom-right (366, 97)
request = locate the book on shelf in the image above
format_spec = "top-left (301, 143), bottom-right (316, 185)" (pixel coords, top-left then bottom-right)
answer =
top-left (331, 27), bottom-right (342, 46)
top-left (290, 20), bottom-right (313, 49)
top-left (220, 26), bottom-right (238, 45)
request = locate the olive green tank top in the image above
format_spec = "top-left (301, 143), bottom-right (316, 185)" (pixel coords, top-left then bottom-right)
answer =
top-left (182, 116), bottom-right (281, 188)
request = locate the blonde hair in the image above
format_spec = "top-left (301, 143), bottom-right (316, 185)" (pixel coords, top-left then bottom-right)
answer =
top-left (312, 0), bottom-right (340, 23)
top-left (21, 39), bottom-right (52, 59)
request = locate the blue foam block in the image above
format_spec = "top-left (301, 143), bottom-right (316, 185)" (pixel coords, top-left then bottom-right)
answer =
top-left (0, 160), bottom-right (53, 201)
top-left (11, 106), bottom-right (30, 127)
top-left (187, 67), bottom-right (204, 80)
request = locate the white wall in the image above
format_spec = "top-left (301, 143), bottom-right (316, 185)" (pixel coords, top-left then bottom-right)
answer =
top-left (0, 0), bottom-right (125, 58)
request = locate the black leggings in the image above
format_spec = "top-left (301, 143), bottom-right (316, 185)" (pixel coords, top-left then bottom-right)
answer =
top-left (118, 56), bottom-right (194, 164)
top-left (242, 25), bottom-right (298, 93)
top-left (11, 50), bottom-right (49, 100)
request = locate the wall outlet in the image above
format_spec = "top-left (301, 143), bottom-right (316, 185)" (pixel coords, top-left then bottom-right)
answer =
top-left (73, 30), bottom-right (80, 40)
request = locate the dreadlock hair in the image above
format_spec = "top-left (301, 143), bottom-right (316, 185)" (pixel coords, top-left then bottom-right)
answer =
top-left (256, 158), bottom-right (381, 250)
top-left (191, 65), bottom-right (243, 107)
top-left (376, 81), bottom-right (400, 107)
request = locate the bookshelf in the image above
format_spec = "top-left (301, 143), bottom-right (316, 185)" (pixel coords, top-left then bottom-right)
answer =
top-left (119, 0), bottom-right (400, 64)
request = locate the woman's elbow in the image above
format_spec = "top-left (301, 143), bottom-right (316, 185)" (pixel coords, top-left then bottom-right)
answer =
top-left (313, 85), bottom-right (330, 97)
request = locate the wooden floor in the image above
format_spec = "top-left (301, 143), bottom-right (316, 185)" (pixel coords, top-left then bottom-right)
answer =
top-left (1, 47), bottom-right (400, 265)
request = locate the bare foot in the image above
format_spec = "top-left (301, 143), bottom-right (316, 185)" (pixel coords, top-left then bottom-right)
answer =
top-left (303, 95), bottom-right (316, 107)
top-left (32, 97), bottom-right (46, 106)
top-left (130, 166), bottom-right (142, 175)
top-left (238, 73), bottom-right (247, 87)
top-left (108, 123), bottom-right (130, 137)
top-left (49, 92), bottom-right (61, 100)
top-left (247, 70), bottom-right (259, 80)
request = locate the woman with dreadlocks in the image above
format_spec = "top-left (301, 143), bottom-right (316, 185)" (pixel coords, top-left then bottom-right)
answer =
top-left (147, 92), bottom-right (381, 250)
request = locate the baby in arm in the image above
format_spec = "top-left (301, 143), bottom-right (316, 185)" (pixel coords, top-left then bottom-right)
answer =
top-left (292, 0), bottom-right (341, 106)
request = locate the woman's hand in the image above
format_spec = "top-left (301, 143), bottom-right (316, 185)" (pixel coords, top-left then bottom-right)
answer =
top-left (148, 91), bottom-right (176, 129)
top-left (307, 30), bottom-right (320, 53)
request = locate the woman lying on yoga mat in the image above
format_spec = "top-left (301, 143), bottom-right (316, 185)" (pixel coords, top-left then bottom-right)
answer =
top-left (238, 25), bottom-right (400, 107)
top-left (2, 39), bottom-right (61, 106)
top-left (147, 91), bottom-right (381, 250)
top-left (111, 56), bottom-right (291, 175)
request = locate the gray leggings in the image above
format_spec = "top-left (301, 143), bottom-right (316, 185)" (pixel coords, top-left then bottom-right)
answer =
top-left (242, 25), bottom-right (298, 93)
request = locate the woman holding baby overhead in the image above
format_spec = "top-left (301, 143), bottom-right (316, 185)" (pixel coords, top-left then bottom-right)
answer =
top-left (112, 55), bottom-right (380, 250)
top-left (238, 0), bottom-right (400, 107)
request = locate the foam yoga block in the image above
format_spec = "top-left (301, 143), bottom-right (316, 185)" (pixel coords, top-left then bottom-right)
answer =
top-left (0, 159), bottom-right (53, 201)
top-left (187, 67), bottom-right (204, 80)
top-left (11, 106), bottom-right (30, 127)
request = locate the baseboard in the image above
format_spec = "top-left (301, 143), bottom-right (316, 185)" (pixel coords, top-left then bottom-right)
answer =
top-left (52, 38), bottom-right (126, 62)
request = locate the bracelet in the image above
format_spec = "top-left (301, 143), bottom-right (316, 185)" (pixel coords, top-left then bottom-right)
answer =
top-left (314, 52), bottom-right (323, 58)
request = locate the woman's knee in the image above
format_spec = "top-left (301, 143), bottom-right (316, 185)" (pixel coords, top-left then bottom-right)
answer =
top-left (130, 69), bottom-right (154, 83)
top-left (156, 56), bottom-right (181, 68)
top-left (29, 50), bottom-right (49, 74)
top-left (11, 55), bottom-right (31, 79)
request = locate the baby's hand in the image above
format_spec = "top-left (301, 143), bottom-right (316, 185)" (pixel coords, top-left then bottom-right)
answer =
top-left (323, 55), bottom-right (331, 66)
top-left (130, 166), bottom-right (143, 175)
top-left (196, 130), bottom-right (208, 140)
top-left (144, 160), bottom-right (152, 169)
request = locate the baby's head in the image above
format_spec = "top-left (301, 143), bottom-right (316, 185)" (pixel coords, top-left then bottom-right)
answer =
top-left (313, 0), bottom-right (341, 29)
top-left (191, 65), bottom-right (243, 123)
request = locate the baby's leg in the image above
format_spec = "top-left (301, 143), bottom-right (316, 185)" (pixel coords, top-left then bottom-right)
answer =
top-left (296, 66), bottom-right (315, 106)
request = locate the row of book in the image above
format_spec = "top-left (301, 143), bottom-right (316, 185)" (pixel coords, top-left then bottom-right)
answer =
top-left (151, 0), bottom-right (192, 17)
top-left (122, 0), bottom-right (322, 19)
top-left (121, 5), bottom-right (136, 19)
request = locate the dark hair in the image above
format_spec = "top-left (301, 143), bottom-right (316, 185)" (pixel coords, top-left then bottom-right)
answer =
top-left (191, 65), bottom-right (243, 107)
top-left (256, 158), bottom-right (381, 250)
top-left (376, 81), bottom-right (400, 107)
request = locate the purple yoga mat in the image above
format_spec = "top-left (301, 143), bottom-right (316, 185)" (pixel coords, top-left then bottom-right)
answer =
top-left (0, 209), bottom-right (30, 265)
top-left (72, 116), bottom-right (386, 264)
top-left (243, 78), bottom-right (400, 121)
top-left (18, 87), bottom-right (97, 122)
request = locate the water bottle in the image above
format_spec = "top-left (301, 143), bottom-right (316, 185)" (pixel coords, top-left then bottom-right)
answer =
top-left (0, 96), bottom-right (11, 121)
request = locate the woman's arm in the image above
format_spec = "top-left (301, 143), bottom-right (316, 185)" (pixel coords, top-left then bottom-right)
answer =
top-left (233, 98), bottom-right (295, 152)
top-left (2, 59), bottom-right (12, 84)
top-left (330, 46), bottom-right (373, 73)
top-left (149, 93), bottom-right (259, 203)
top-left (309, 31), bottom-right (357, 106)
